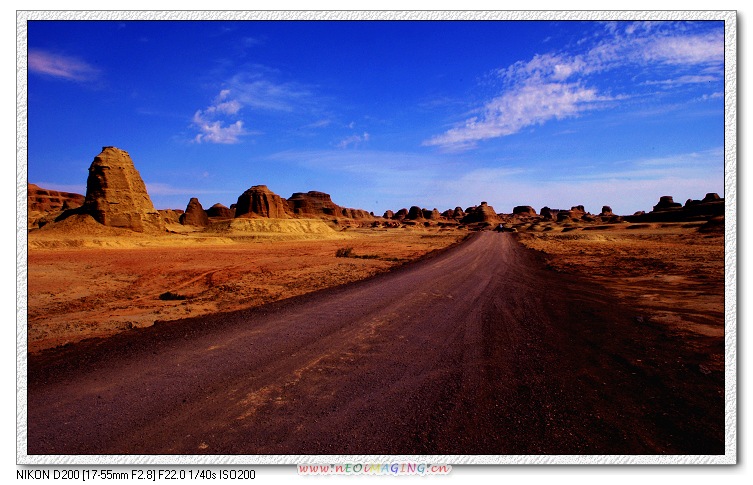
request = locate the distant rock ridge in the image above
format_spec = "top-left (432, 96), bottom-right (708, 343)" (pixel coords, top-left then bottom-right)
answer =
top-left (28, 183), bottom-right (84, 213)
top-left (626, 193), bottom-right (724, 222)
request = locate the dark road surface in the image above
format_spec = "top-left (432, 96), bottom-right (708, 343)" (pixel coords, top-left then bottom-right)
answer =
top-left (27, 232), bottom-right (724, 455)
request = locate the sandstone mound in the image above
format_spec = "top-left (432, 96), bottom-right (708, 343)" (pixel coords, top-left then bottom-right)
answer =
top-left (206, 203), bottom-right (234, 219)
top-left (70, 146), bottom-right (165, 233)
top-left (462, 202), bottom-right (499, 224)
top-left (383, 210), bottom-right (395, 219)
top-left (235, 185), bottom-right (289, 219)
top-left (179, 197), bottom-right (209, 227)
top-left (540, 207), bottom-right (558, 221)
top-left (159, 209), bottom-right (182, 225)
top-left (653, 196), bottom-right (682, 212)
top-left (407, 206), bottom-right (424, 220)
top-left (36, 213), bottom-right (135, 237)
top-left (394, 208), bottom-right (409, 220)
top-left (287, 191), bottom-right (340, 217)
top-left (422, 208), bottom-right (441, 220)
top-left (513, 206), bottom-right (537, 216)
top-left (208, 218), bottom-right (341, 240)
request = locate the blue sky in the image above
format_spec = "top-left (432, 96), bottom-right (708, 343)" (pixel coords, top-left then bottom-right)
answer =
top-left (26, 20), bottom-right (725, 215)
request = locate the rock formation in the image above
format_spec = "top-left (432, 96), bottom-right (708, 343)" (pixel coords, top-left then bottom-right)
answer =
top-left (287, 191), bottom-right (341, 217)
top-left (422, 208), bottom-right (441, 220)
top-left (28, 183), bottom-right (84, 213)
top-left (394, 208), bottom-right (409, 220)
top-left (73, 146), bottom-right (165, 233)
top-left (407, 206), bottom-right (424, 220)
top-left (206, 203), bottom-right (234, 219)
top-left (462, 202), bottom-right (499, 224)
top-left (626, 194), bottom-right (724, 223)
top-left (653, 196), bottom-right (682, 212)
top-left (383, 210), bottom-right (395, 219)
top-left (513, 206), bottom-right (537, 216)
top-left (158, 209), bottom-right (182, 225)
top-left (179, 197), bottom-right (209, 227)
top-left (235, 185), bottom-right (289, 219)
top-left (540, 207), bottom-right (557, 221)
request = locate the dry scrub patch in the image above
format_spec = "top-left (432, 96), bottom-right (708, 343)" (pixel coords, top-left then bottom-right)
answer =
top-left (27, 228), bottom-right (463, 353)
top-left (516, 224), bottom-right (724, 372)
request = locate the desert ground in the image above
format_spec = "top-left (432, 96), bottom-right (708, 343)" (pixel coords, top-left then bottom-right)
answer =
top-left (27, 225), bottom-right (465, 354)
top-left (26, 219), bottom-right (725, 455)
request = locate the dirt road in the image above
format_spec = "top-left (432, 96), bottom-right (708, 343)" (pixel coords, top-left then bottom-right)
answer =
top-left (27, 232), bottom-right (723, 455)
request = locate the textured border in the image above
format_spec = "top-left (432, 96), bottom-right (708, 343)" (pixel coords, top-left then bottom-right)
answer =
top-left (17, 9), bottom-right (737, 466)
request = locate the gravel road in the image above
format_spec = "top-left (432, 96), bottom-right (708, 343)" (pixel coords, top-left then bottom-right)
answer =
top-left (27, 232), bottom-right (723, 455)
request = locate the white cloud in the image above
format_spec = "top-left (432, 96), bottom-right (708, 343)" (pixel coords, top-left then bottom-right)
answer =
top-left (192, 110), bottom-right (245, 144)
top-left (28, 49), bottom-right (99, 82)
top-left (190, 69), bottom-right (317, 143)
top-left (424, 82), bottom-right (607, 150)
top-left (641, 32), bottom-right (724, 66)
top-left (425, 22), bottom-right (724, 151)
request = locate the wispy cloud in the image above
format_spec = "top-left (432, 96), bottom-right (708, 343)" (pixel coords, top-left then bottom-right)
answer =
top-left (28, 49), bottom-right (99, 82)
top-left (190, 68), bottom-right (316, 144)
top-left (425, 22), bottom-right (724, 151)
top-left (336, 132), bottom-right (370, 149)
top-left (424, 83), bottom-right (611, 151)
top-left (644, 75), bottom-right (718, 86)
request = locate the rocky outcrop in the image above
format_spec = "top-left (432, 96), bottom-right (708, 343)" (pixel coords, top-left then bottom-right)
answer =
top-left (341, 208), bottom-right (372, 219)
top-left (71, 146), bottom-right (165, 233)
top-left (513, 206), bottom-right (537, 216)
top-left (462, 202), bottom-right (499, 224)
top-left (235, 185), bottom-right (289, 219)
top-left (159, 209), bottom-right (182, 225)
top-left (422, 208), bottom-right (441, 220)
top-left (653, 196), bottom-right (682, 212)
top-left (600, 205), bottom-right (613, 216)
top-left (540, 207), bottom-right (557, 221)
top-left (28, 183), bottom-right (84, 213)
top-left (287, 191), bottom-right (341, 217)
top-left (179, 197), bottom-right (209, 227)
top-left (383, 210), bottom-right (395, 219)
top-left (407, 206), bottom-right (424, 220)
top-left (206, 203), bottom-right (234, 219)
top-left (557, 210), bottom-right (574, 222)
top-left (394, 208), bottom-right (409, 220)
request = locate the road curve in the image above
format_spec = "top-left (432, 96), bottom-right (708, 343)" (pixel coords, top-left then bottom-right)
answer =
top-left (27, 232), bottom-right (723, 455)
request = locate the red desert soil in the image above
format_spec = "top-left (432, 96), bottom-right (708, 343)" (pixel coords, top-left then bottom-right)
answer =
top-left (27, 231), bottom-right (723, 455)
top-left (27, 229), bottom-right (464, 353)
